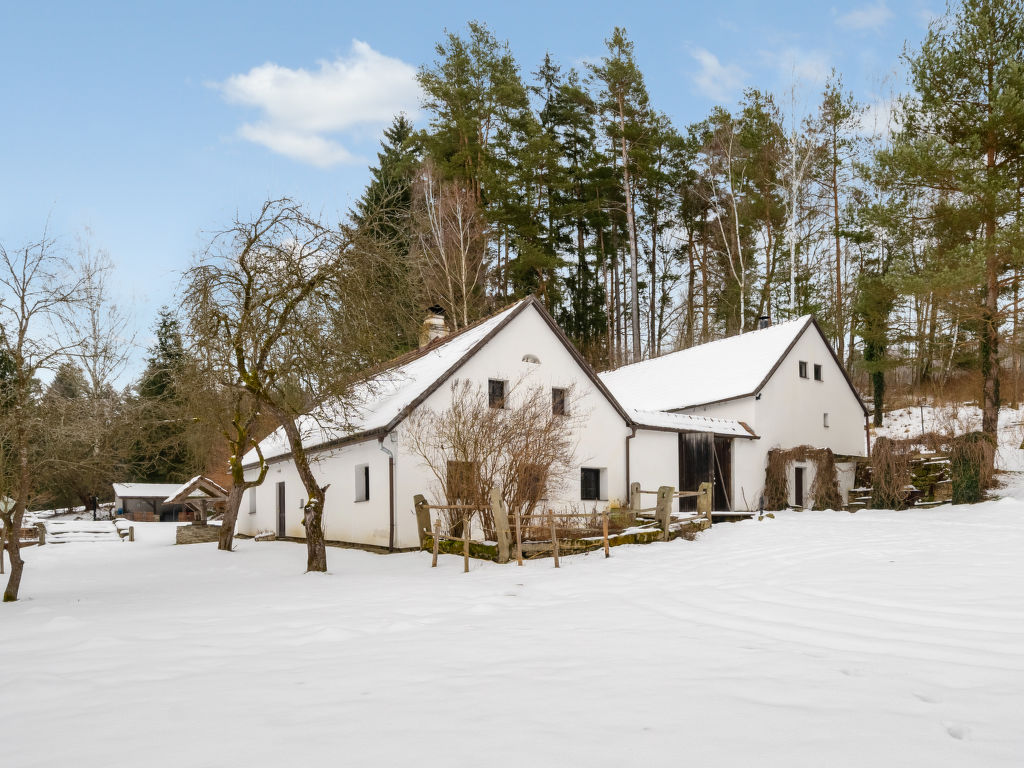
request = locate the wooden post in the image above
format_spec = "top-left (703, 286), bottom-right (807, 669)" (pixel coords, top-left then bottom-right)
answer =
top-left (35, 522), bottom-right (46, 546)
top-left (657, 486), bottom-right (673, 541)
top-left (697, 481), bottom-right (713, 525)
top-left (413, 494), bottom-right (430, 547)
top-left (129, 526), bottom-right (135, 542)
top-left (549, 511), bottom-right (559, 568)
top-left (462, 512), bottom-right (470, 574)
top-left (431, 518), bottom-right (441, 567)
top-left (514, 508), bottom-right (523, 567)
top-left (630, 481), bottom-right (641, 514)
top-left (602, 509), bottom-right (610, 558)
top-left (491, 488), bottom-right (510, 564)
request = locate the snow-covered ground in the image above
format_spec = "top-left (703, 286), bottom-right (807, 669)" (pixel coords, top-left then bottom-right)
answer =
top-left (4, 485), bottom-right (1024, 767)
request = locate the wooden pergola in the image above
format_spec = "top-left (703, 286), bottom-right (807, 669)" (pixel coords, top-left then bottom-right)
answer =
top-left (164, 476), bottom-right (229, 524)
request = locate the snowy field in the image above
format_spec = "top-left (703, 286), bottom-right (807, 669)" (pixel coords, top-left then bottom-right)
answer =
top-left (5, 488), bottom-right (1024, 767)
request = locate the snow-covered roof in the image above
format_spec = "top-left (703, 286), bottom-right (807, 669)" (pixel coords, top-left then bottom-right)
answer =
top-left (600, 316), bottom-right (814, 412)
top-left (112, 483), bottom-right (184, 499)
top-left (629, 408), bottom-right (756, 438)
top-left (163, 476), bottom-right (229, 504)
top-left (243, 300), bottom-right (529, 465)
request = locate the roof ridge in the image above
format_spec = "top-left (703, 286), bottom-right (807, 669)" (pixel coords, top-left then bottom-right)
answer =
top-left (605, 314), bottom-right (812, 375)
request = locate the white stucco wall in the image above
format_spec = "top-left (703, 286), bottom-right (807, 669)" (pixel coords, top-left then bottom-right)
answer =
top-left (239, 303), bottom-right (634, 549)
top-left (680, 325), bottom-right (866, 510)
top-left (628, 429), bottom-right (680, 499)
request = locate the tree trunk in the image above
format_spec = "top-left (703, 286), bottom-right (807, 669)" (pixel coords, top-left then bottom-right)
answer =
top-left (615, 95), bottom-right (642, 363)
top-left (4, 423), bottom-right (29, 602)
top-left (275, 409), bottom-right (328, 572)
top-left (831, 125), bottom-right (844, 361)
top-left (981, 138), bottom-right (999, 451)
top-left (218, 484), bottom-right (245, 551)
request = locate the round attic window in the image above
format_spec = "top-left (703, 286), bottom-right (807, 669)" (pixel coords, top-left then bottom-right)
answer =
top-left (522, 354), bottom-right (541, 364)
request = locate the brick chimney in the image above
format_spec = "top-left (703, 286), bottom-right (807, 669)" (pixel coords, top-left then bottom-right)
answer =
top-left (419, 306), bottom-right (448, 348)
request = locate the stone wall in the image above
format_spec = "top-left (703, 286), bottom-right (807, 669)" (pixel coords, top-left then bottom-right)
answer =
top-left (175, 524), bottom-right (221, 545)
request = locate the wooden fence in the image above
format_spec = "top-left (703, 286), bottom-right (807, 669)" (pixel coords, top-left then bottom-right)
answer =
top-left (414, 481), bottom-right (712, 571)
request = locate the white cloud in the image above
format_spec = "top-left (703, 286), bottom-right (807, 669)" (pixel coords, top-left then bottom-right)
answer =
top-left (215, 40), bottom-right (421, 168)
top-left (837, 2), bottom-right (894, 31)
top-left (690, 48), bottom-right (746, 103)
top-left (858, 98), bottom-right (900, 137)
top-left (766, 47), bottom-right (830, 84)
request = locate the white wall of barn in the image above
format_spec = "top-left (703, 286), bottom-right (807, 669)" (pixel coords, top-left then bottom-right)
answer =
top-left (679, 326), bottom-right (866, 510)
top-left (239, 303), bottom-right (635, 550)
top-left (628, 429), bottom-right (680, 500)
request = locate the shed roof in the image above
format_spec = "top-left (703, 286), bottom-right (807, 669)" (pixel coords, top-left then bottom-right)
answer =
top-left (112, 483), bottom-right (184, 500)
top-left (164, 476), bottom-right (229, 505)
top-left (629, 409), bottom-right (757, 438)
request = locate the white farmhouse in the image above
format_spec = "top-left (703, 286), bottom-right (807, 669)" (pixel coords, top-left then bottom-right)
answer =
top-left (237, 297), bottom-right (752, 550)
top-left (600, 316), bottom-right (869, 512)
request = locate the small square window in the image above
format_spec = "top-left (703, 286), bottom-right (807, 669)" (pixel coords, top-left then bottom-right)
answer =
top-left (552, 387), bottom-right (567, 416)
top-left (823, 413), bottom-right (830, 428)
top-left (581, 468), bottom-right (603, 501)
top-left (813, 364), bottom-right (823, 381)
top-left (355, 464), bottom-right (370, 502)
top-left (798, 361), bottom-right (808, 378)
top-left (488, 379), bottom-right (506, 409)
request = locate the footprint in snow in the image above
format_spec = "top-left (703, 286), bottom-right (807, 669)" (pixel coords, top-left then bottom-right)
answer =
top-left (913, 692), bottom-right (939, 704)
top-left (944, 723), bottom-right (971, 741)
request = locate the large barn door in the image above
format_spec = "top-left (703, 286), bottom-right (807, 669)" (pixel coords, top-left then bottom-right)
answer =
top-left (679, 433), bottom-right (714, 512)
top-left (713, 437), bottom-right (732, 512)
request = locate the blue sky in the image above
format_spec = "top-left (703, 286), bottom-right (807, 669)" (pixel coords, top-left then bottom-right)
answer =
top-left (0, 0), bottom-right (937, 378)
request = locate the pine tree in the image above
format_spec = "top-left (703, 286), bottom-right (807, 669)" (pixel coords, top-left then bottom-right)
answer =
top-left (590, 27), bottom-right (650, 363)
top-left (886, 0), bottom-right (1024, 449)
top-left (131, 309), bottom-right (194, 483)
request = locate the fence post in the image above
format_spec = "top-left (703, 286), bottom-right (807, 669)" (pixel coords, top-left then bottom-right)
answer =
top-left (413, 494), bottom-right (430, 547)
top-left (549, 511), bottom-right (559, 568)
top-left (630, 482), bottom-right (641, 514)
top-left (514, 508), bottom-right (524, 566)
top-left (656, 486), bottom-right (673, 541)
top-left (35, 522), bottom-right (46, 546)
top-left (602, 509), bottom-right (610, 558)
top-left (431, 518), bottom-right (441, 567)
top-left (462, 512), bottom-right (470, 574)
top-left (697, 482), bottom-right (713, 525)
top-left (129, 526), bottom-right (135, 542)
top-left (491, 488), bottom-right (510, 565)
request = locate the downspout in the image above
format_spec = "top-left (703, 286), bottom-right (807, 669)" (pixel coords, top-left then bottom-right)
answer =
top-left (625, 424), bottom-right (637, 497)
top-left (378, 435), bottom-right (396, 552)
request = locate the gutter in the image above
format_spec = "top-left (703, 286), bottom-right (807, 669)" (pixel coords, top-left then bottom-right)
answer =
top-left (625, 424), bottom-right (637, 496)
top-left (378, 435), bottom-right (396, 552)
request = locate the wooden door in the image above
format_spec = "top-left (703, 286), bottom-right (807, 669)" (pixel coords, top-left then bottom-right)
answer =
top-left (679, 432), bottom-right (714, 512)
top-left (713, 437), bottom-right (732, 511)
top-left (276, 481), bottom-right (286, 537)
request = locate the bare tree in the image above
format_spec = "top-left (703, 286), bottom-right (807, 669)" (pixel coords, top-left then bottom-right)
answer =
top-left (186, 197), bottom-right (397, 571)
top-left (403, 379), bottom-right (583, 533)
top-left (0, 234), bottom-right (88, 602)
top-left (410, 161), bottom-right (488, 330)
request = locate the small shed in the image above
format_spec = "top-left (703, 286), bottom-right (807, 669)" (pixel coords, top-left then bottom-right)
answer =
top-left (163, 476), bottom-right (229, 524)
top-left (112, 483), bottom-right (193, 522)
